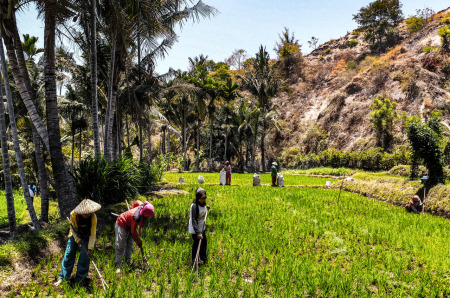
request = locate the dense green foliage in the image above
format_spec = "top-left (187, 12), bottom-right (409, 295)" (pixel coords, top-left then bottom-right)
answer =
top-left (71, 156), bottom-right (161, 205)
top-left (406, 16), bottom-right (425, 33)
top-left (353, 0), bottom-right (403, 52)
top-left (406, 115), bottom-right (445, 186)
top-left (7, 173), bottom-right (450, 296)
top-left (438, 25), bottom-right (450, 51)
top-left (290, 147), bottom-right (411, 171)
top-left (369, 95), bottom-right (397, 150)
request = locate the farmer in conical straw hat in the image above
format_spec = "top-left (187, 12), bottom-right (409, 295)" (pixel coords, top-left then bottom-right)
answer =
top-left (55, 199), bottom-right (101, 286)
top-left (271, 161), bottom-right (278, 186)
top-left (115, 201), bottom-right (154, 270)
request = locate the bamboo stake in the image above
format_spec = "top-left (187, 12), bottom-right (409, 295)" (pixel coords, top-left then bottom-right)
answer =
top-left (125, 200), bottom-right (130, 210)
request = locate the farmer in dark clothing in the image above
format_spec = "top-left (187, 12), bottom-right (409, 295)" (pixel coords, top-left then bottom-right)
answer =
top-left (405, 195), bottom-right (423, 214)
top-left (55, 199), bottom-right (101, 286)
top-left (271, 162), bottom-right (278, 186)
top-left (189, 187), bottom-right (210, 264)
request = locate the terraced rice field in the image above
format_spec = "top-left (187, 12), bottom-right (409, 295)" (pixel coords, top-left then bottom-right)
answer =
top-left (7, 173), bottom-right (450, 297)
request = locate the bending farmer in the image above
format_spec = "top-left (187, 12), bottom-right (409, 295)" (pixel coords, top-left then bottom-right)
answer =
top-left (271, 162), bottom-right (278, 186)
top-left (189, 187), bottom-right (210, 264)
top-left (115, 201), bottom-right (154, 268)
top-left (405, 195), bottom-right (423, 214)
top-left (55, 199), bottom-right (101, 286)
top-left (223, 161), bottom-right (232, 185)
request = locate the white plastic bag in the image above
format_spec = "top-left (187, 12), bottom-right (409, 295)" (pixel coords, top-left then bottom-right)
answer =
top-left (198, 175), bottom-right (205, 184)
top-left (277, 173), bottom-right (284, 187)
top-left (253, 173), bottom-right (261, 186)
top-left (178, 177), bottom-right (185, 183)
top-left (220, 171), bottom-right (226, 185)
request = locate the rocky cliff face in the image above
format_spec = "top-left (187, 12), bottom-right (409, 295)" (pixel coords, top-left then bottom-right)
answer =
top-left (271, 8), bottom-right (450, 158)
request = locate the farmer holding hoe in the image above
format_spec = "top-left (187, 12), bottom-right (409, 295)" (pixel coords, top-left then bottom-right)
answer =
top-left (223, 161), bottom-right (232, 185)
top-left (271, 162), bottom-right (278, 186)
top-left (189, 187), bottom-right (210, 265)
top-left (405, 195), bottom-right (423, 214)
top-left (115, 200), bottom-right (154, 272)
top-left (55, 199), bottom-right (101, 286)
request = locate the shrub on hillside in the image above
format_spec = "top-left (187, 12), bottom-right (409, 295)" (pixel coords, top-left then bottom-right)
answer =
top-left (406, 16), bottom-right (425, 33)
top-left (348, 39), bottom-right (358, 48)
top-left (438, 25), bottom-right (450, 51)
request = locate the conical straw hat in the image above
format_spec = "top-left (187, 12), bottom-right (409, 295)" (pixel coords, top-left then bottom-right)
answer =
top-left (73, 199), bottom-right (101, 215)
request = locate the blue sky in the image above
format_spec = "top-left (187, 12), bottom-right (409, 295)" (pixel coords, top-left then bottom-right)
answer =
top-left (16, 1), bottom-right (449, 74)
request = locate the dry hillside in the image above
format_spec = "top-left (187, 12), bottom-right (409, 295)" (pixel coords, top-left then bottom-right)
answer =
top-left (270, 8), bottom-right (450, 159)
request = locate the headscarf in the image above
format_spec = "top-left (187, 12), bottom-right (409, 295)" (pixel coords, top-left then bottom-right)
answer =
top-left (138, 201), bottom-right (154, 234)
top-left (225, 161), bottom-right (229, 165)
top-left (194, 187), bottom-right (207, 207)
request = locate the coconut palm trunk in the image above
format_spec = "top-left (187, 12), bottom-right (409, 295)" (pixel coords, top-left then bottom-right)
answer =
top-left (209, 125), bottom-right (213, 172)
top-left (195, 119), bottom-right (200, 171)
top-left (182, 99), bottom-right (187, 170)
top-left (0, 72), bottom-right (16, 235)
top-left (261, 115), bottom-right (266, 172)
top-left (0, 16), bottom-right (50, 150)
top-left (43, 10), bottom-right (76, 218)
top-left (32, 125), bottom-right (49, 222)
top-left (147, 121), bottom-right (152, 161)
top-left (139, 123), bottom-right (143, 162)
top-left (104, 34), bottom-right (116, 162)
top-left (0, 37), bottom-right (40, 230)
top-left (90, 0), bottom-right (101, 158)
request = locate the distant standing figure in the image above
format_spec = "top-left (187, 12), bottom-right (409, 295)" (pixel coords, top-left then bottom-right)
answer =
top-left (271, 162), bottom-right (278, 186)
top-left (223, 161), bottom-right (231, 185)
top-left (405, 195), bottom-right (423, 214)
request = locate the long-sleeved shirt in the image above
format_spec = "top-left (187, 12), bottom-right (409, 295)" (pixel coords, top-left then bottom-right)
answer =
top-left (68, 211), bottom-right (97, 250)
top-left (189, 203), bottom-right (207, 235)
top-left (116, 207), bottom-right (143, 246)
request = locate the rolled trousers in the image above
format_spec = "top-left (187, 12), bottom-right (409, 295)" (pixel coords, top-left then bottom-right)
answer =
top-left (59, 236), bottom-right (90, 280)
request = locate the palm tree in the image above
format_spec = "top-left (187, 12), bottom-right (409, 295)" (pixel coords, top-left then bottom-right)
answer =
top-left (21, 34), bottom-right (44, 62)
top-left (240, 46), bottom-right (280, 172)
top-left (0, 34), bottom-right (41, 230)
top-left (90, 0), bottom-right (101, 158)
top-left (221, 78), bottom-right (239, 161)
top-left (0, 56), bottom-right (16, 235)
top-left (99, 0), bottom-right (217, 163)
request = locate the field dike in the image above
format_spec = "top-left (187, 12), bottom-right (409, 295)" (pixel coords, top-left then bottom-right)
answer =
top-left (330, 175), bottom-right (450, 219)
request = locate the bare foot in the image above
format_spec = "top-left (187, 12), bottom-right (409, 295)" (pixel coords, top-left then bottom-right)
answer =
top-left (115, 268), bottom-right (121, 274)
top-left (54, 279), bottom-right (62, 287)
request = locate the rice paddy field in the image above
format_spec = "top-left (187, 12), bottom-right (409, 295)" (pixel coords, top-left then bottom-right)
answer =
top-left (4, 173), bottom-right (450, 297)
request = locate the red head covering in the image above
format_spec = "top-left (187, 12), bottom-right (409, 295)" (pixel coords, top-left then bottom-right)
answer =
top-left (225, 161), bottom-right (229, 165)
top-left (138, 201), bottom-right (154, 234)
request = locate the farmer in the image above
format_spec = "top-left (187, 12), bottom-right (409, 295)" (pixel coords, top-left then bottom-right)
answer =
top-left (223, 161), bottom-right (232, 185)
top-left (27, 184), bottom-right (35, 210)
top-left (405, 195), bottom-right (423, 214)
top-left (189, 187), bottom-right (210, 264)
top-left (271, 162), bottom-right (278, 187)
top-left (115, 201), bottom-right (154, 270)
top-left (54, 199), bottom-right (101, 286)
